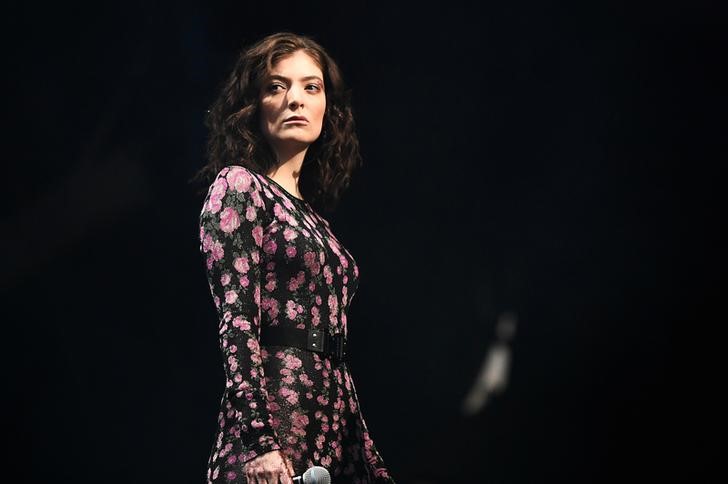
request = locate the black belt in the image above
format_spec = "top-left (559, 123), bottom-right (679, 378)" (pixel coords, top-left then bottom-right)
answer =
top-left (259, 326), bottom-right (347, 363)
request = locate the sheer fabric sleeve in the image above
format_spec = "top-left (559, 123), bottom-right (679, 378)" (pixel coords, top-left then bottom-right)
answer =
top-left (199, 165), bottom-right (281, 463)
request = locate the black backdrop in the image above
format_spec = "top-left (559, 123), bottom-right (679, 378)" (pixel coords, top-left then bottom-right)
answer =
top-left (3, 1), bottom-right (722, 483)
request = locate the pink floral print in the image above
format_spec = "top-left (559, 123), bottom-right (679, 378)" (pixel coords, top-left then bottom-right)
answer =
top-left (199, 165), bottom-right (394, 483)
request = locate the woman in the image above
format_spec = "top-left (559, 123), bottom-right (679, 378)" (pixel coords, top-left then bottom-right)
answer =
top-left (196, 32), bottom-right (395, 484)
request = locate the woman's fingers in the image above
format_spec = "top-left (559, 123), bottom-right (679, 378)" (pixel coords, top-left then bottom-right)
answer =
top-left (247, 467), bottom-right (282, 484)
top-left (280, 463), bottom-right (294, 484)
top-left (243, 450), bottom-right (294, 484)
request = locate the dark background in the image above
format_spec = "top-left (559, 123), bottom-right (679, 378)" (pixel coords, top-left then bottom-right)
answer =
top-left (3, 1), bottom-right (723, 483)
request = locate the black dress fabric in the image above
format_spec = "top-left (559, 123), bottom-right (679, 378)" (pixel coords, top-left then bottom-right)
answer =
top-left (198, 165), bottom-right (395, 483)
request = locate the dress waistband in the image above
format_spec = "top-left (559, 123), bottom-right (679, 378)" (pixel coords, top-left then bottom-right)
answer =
top-left (259, 326), bottom-right (347, 363)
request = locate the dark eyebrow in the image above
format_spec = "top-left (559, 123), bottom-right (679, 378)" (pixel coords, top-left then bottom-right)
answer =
top-left (268, 74), bottom-right (323, 83)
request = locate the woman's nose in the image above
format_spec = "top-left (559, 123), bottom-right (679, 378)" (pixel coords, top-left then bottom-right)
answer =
top-left (287, 87), bottom-right (303, 109)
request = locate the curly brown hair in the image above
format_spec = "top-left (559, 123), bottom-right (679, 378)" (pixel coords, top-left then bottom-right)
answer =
top-left (190, 32), bottom-right (363, 212)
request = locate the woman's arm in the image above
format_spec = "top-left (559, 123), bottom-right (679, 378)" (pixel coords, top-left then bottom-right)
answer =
top-left (200, 166), bottom-right (282, 464)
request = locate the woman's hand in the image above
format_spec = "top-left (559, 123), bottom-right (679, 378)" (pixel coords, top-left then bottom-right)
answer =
top-left (244, 450), bottom-right (295, 484)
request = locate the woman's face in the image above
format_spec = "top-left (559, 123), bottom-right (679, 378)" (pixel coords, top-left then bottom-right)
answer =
top-left (259, 50), bottom-right (326, 156)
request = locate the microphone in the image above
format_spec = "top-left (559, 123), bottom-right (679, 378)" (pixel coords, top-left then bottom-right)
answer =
top-left (292, 466), bottom-right (331, 484)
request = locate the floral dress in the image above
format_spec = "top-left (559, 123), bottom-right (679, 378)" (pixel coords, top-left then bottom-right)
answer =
top-left (199, 165), bottom-right (395, 483)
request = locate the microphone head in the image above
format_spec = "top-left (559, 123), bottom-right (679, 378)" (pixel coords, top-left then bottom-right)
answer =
top-left (302, 466), bottom-right (331, 484)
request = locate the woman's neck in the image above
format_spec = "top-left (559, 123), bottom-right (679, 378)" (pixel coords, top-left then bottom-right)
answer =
top-left (266, 148), bottom-right (308, 199)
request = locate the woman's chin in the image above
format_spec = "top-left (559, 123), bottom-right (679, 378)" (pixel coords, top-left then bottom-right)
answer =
top-left (274, 135), bottom-right (317, 147)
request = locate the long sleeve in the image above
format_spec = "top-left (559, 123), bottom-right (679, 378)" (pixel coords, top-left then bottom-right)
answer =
top-left (200, 166), bottom-right (282, 466)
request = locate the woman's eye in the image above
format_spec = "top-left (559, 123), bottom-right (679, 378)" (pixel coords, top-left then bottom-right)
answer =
top-left (268, 83), bottom-right (321, 93)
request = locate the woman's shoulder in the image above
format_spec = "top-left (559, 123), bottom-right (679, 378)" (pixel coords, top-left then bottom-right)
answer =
top-left (202, 164), bottom-right (269, 217)
top-left (212, 164), bottom-right (265, 192)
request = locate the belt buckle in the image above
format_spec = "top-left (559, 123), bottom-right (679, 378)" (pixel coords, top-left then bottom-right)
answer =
top-left (307, 328), bottom-right (325, 353)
